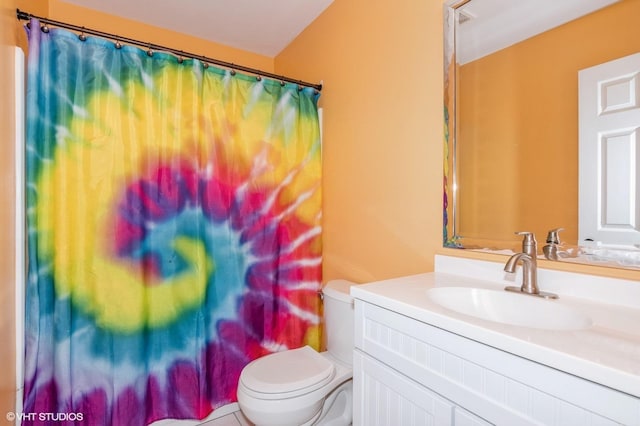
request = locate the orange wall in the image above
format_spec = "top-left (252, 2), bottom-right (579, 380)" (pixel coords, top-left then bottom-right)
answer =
top-left (457, 0), bottom-right (640, 247)
top-left (0, 0), bottom-right (19, 420)
top-left (275, 0), bottom-right (444, 283)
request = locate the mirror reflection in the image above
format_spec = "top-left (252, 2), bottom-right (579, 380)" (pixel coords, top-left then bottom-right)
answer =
top-left (444, 0), bottom-right (640, 268)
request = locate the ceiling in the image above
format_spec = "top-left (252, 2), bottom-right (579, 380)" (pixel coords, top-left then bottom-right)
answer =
top-left (456, 0), bottom-right (620, 64)
top-left (60, 0), bottom-right (334, 57)
top-left (59, 0), bottom-right (621, 64)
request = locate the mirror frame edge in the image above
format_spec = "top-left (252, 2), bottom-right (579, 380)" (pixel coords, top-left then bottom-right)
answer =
top-left (443, 0), bottom-right (467, 249)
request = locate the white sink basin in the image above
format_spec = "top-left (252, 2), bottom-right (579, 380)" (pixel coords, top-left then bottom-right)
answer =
top-left (427, 287), bottom-right (592, 331)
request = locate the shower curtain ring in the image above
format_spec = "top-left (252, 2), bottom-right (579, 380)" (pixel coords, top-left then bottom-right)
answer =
top-left (146, 44), bottom-right (153, 57)
top-left (41, 23), bottom-right (49, 33)
top-left (78, 27), bottom-right (87, 41)
top-left (230, 69), bottom-right (236, 76)
top-left (177, 51), bottom-right (184, 63)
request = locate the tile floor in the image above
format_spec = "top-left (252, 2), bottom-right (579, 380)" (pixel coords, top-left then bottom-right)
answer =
top-left (197, 410), bottom-right (252, 426)
top-left (151, 405), bottom-right (253, 426)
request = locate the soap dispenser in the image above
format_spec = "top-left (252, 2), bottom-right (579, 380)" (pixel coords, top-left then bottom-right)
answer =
top-left (543, 227), bottom-right (564, 260)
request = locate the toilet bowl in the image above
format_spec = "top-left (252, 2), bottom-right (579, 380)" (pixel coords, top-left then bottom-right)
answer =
top-left (237, 280), bottom-right (356, 426)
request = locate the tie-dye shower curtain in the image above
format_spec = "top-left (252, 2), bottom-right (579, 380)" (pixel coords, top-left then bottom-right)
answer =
top-left (23, 19), bottom-right (322, 425)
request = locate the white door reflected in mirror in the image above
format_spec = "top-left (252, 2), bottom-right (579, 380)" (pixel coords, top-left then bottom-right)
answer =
top-left (578, 52), bottom-right (640, 248)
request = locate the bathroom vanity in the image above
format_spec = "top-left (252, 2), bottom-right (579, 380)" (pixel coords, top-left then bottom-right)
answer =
top-left (351, 255), bottom-right (640, 425)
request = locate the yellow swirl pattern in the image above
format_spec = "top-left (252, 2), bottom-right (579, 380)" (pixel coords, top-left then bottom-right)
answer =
top-left (33, 64), bottom-right (317, 332)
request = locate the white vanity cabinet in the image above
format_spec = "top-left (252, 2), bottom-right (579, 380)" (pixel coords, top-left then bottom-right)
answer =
top-left (353, 348), bottom-right (488, 426)
top-left (352, 299), bottom-right (639, 426)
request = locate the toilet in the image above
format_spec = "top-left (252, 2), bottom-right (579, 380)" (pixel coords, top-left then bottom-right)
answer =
top-left (237, 279), bottom-right (356, 426)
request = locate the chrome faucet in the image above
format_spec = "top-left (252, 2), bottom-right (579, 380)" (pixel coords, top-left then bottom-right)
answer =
top-left (504, 231), bottom-right (558, 299)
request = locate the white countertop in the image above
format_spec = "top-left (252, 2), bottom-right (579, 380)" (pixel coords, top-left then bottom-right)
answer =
top-left (350, 256), bottom-right (640, 398)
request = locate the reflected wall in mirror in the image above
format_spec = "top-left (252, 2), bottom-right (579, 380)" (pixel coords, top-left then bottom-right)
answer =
top-left (443, 0), bottom-right (640, 268)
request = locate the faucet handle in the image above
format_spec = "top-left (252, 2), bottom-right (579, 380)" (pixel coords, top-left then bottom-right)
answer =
top-left (515, 231), bottom-right (534, 236)
top-left (515, 231), bottom-right (536, 242)
top-left (515, 231), bottom-right (537, 255)
top-left (546, 227), bottom-right (564, 244)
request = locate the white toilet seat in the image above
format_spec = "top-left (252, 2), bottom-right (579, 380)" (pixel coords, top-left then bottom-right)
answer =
top-left (237, 351), bottom-right (353, 426)
top-left (237, 279), bottom-right (356, 426)
top-left (239, 346), bottom-right (336, 400)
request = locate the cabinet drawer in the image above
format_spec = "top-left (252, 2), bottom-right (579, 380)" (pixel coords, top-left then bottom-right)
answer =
top-left (355, 300), bottom-right (638, 425)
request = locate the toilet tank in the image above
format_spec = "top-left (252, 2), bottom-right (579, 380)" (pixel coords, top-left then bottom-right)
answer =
top-left (322, 279), bottom-right (356, 366)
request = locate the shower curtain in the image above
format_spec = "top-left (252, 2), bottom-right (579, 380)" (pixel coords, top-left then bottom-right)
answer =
top-left (23, 19), bottom-right (322, 425)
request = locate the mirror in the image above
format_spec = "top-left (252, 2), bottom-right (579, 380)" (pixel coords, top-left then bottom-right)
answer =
top-left (443, 0), bottom-right (640, 268)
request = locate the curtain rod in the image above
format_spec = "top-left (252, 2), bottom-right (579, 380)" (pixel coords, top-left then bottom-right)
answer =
top-left (16, 9), bottom-right (322, 92)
